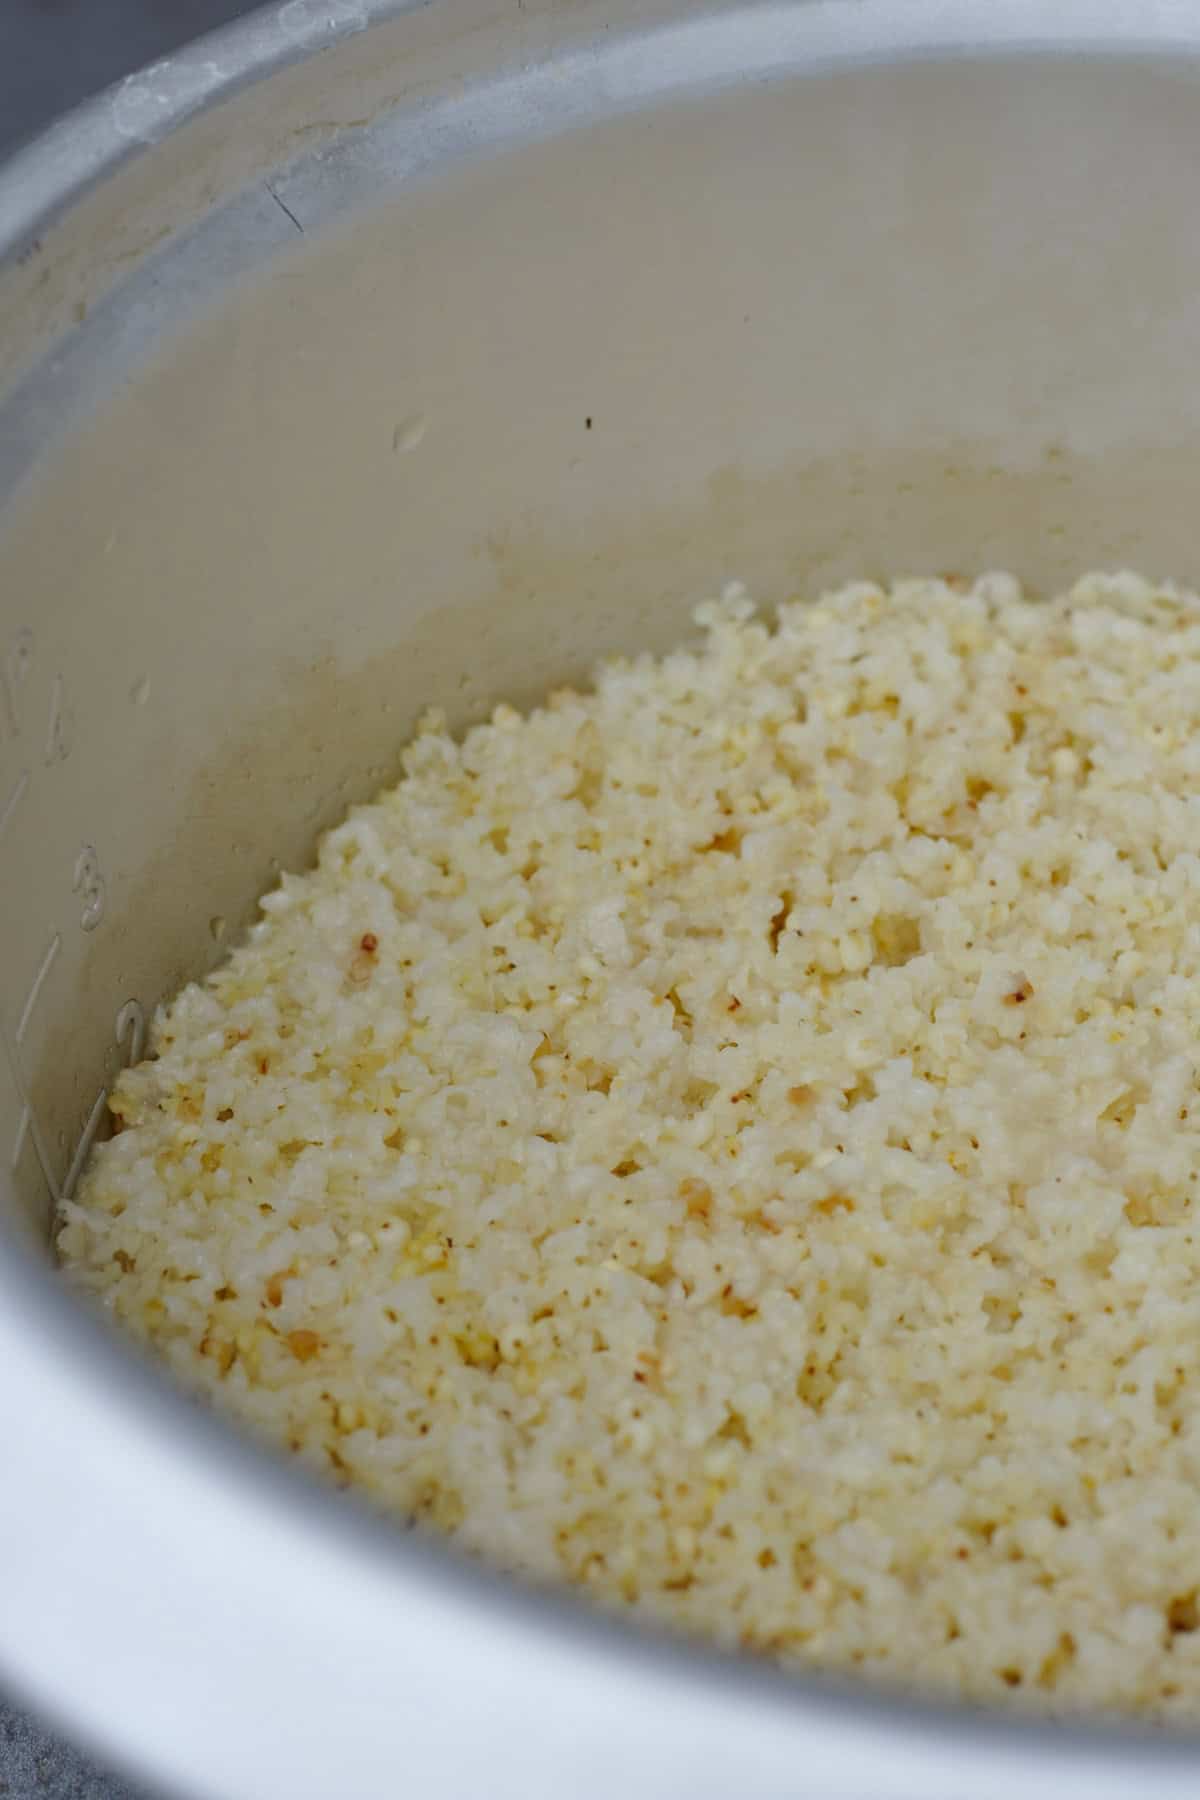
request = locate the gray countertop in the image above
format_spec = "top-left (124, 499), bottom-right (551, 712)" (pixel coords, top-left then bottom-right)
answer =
top-left (0, 0), bottom-right (253, 162)
top-left (0, 1700), bottom-right (146, 1800)
top-left (1, 9), bottom-right (254, 1791)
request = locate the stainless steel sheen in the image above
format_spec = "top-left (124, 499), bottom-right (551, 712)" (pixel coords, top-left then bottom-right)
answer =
top-left (3, 4), bottom-right (1200, 1796)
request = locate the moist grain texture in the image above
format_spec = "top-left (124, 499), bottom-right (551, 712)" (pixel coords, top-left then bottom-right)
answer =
top-left (60, 572), bottom-right (1200, 1718)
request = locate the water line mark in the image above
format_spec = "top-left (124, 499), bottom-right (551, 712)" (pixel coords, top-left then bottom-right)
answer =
top-left (9, 1102), bottom-right (30, 1173)
top-left (0, 1028), bottom-right (59, 1203)
top-left (0, 768), bottom-right (29, 844)
top-left (15, 932), bottom-right (60, 1047)
top-left (60, 1088), bottom-right (109, 1202)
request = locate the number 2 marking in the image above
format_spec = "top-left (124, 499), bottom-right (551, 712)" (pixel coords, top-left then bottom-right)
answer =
top-left (115, 999), bottom-right (146, 1067)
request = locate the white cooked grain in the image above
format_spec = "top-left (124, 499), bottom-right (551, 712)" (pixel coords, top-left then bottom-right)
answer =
top-left (60, 571), bottom-right (1200, 1717)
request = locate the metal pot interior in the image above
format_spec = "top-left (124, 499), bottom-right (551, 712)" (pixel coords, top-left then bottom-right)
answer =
top-left (4, 5), bottom-right (1200, 1792)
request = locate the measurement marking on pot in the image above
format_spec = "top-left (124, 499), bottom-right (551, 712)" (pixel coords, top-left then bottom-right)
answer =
top-left (0, 768), bottom-right (29, 843)
top-left (61, 1088), bottom-right (108, 1201)
top-left (57, 1003), bottom-right (148, 1199)
top-left (14, 932), bottom-right (61, 1047)
top-left (44, 674), bottom-right (72, 764)
top-left (9, 1103), bottom-right (30, 1173)
top-left (1, 1029), bottom-right (58, 1199)
top-left (1, 627), bottom-right (33, 740)
top-left (73, 844), bottom-right (107, 931)
top-left (115, 999), bottom-right (146, 1067)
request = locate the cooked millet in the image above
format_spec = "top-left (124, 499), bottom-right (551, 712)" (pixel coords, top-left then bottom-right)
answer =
top-left (60, 570), bottom-right (1200, 1718)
